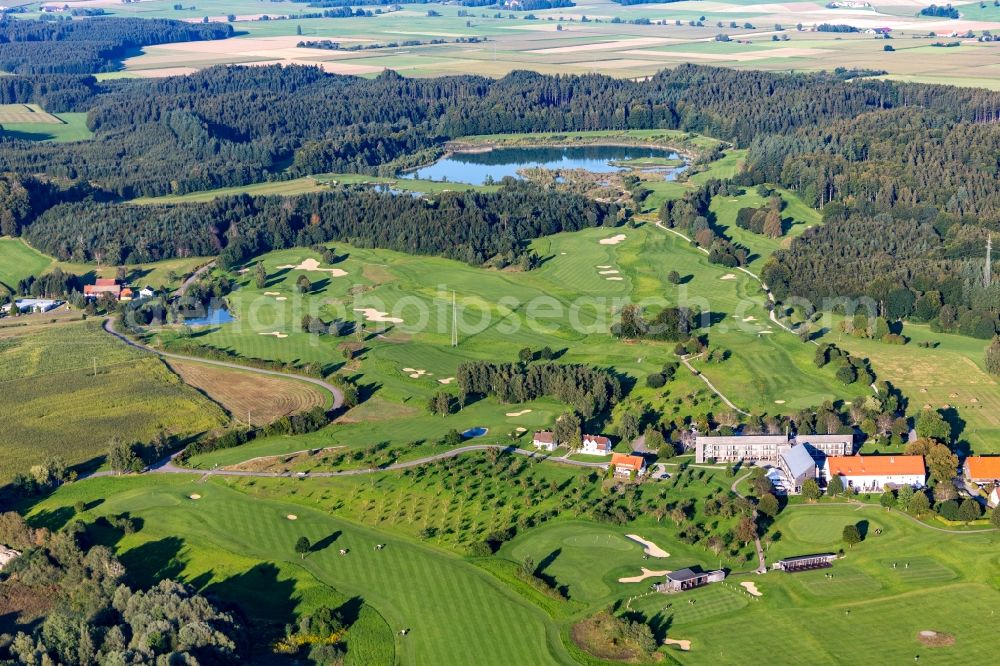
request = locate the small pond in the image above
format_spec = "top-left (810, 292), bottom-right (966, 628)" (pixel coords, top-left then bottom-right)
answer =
top-left (181, 307), bottom-right (235, 327)
top-left (462, 427), bottom-right (489, 439)
top-left (403, 145), bottom-right (688, 186)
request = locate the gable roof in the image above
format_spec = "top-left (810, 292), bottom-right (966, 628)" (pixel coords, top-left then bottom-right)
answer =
top-left (966, 456), bottom-right (1000, 480)
top-left (533, 431), bottom-right (554, 444)
top-left (827, 455), bottom-right (925, 477)
top-left (582, 434), bottom-right (611, 449)
top-left (611, 452), bottom-right (644, 472)
top-left (95, 278), bottom-right (118, 286)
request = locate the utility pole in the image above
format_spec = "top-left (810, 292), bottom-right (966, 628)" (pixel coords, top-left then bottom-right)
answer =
top-left (451, 290), bottom-right (458, 348)
top-left (985, 233), bottom-right (993, 288)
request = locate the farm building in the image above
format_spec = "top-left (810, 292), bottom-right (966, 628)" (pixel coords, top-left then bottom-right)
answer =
top-left (656, 568), bottom-right (726, 593)
top-left (4, 299), bottom-right (61, 314)
top-left (610, 452), bottom-right (646, 479)
top-left (824, 455), bottom-right (926, 492)
top-left (84, 278), bottom-right (122, 300)
top-left (580, 434), bottom-right (612, 456)
top-left (0, 545), bottom-right (21, 571)
top-left (772, 553), bottom-right (837, 573)
top-left (532, 431), bottom-right (556, 452)
top-left (139, 286), bottom-right (157, 299)
top-left (695, 433), bottom-right (852, 464)
top-left (964, 456), bottom-right (1000, 485)
top-left (776, 444), bottom-right (816, 494)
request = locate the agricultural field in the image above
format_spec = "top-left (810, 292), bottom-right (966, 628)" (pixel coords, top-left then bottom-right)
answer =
top-left (0, 237), bottom-right (52, 290)
top-left (0, 104), bottom-right (93, 142)
top-left (166, 360), bottom-right (332, 426)
top-left (0, 321), bottom-right (227, 482)
top-left (49, 0), bottom-right (1000, 89)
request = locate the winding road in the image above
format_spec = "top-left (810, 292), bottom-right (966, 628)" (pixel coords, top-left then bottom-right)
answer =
top-left (102, 317), bottom-right (344, 409)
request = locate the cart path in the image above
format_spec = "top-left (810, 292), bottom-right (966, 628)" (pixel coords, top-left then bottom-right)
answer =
top-left (102, 317), bottom-right (344, 409)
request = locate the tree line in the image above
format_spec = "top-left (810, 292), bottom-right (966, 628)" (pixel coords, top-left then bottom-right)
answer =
top-left (23, 180), bottom-right (618, 267)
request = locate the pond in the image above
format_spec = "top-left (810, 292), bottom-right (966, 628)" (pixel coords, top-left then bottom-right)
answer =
top-left (403, 145), bottom-right (688, 186)
top-left (462, 427), bottom-right (489, 439)
top-left (181, 307), bottom-right (235, 327)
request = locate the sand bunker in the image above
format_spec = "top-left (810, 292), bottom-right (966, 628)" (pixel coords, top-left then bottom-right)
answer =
top-left (720, 274), bottom-right (737, 280)
top-left (740, 581), bottom-right (762, 597)
top-left (599, 234), bottom-right (627, 245)
top-left (599, 270), bottom-right (620, 275)
top-left (774, 400), bottom-right (786, 405)
top-left (596, 265), bottom-right (613, 269)
top-left (515, 427), bottom-right (527, 433)
top-left (438, 377), bottom-right (455, 384)
top-left (259, 331), bottom-right (288, 339)
top-left (606, 277), bottom-right (624, 281)
top-left (758, 330), bottom-right (773, 335)
top-left (743, 316), bottom-right (757, 322)
top-left (277, 257), bottom-right (348, 277)
top-left (917, 630), bottom-right (955, 647)
top-left (275, 296), bottom-right (287, 302)
top-left (355, 308), bottom-right (404, 324)
top-left (404, 367), bottom-right (430, 379)
top-left (619, 567), bottom-right (671, 583)
top-left (189, 494), bottom-right (201, 500)
top-left (506, 409), bottom-right (533, 417)
top-left (626, 534), bottom-right (669, 558)
top-left (264, 291), bottom-right (280, 296)
top-left (287, 514), bottom-right (298, 520)
top-left (663, 639), bottom-right (691, 651)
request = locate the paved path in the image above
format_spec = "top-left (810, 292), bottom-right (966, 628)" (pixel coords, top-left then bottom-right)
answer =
top-left (92, 444), bottom-right (611, 479)
top-left (731, 471), bottom-right (768, 573)
top-left (176, 261), bottom-right (216, 297)
top-left (680, 354), bottom-right (750, 416)
top-left (102, 318), bottom-right (344, 409)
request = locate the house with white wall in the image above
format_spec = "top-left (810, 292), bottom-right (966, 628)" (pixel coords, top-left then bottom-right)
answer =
top-left (824, 455), bottom-right (925, 492)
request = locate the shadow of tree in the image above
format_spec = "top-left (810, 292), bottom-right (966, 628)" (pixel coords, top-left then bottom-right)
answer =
top-left (121, 536), bottom-right (186, 587)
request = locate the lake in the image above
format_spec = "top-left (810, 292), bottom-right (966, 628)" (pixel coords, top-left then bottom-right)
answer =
top-left (403, 145), bottom-right (687, 186)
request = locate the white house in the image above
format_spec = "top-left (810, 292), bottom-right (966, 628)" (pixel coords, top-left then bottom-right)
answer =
top-left (532, 431), bottom-right (556, 452)
top-left (138, 286), bottom-right (156, 299)
top-left (824, 455), bottom-right (926, 493)
top-left (579, 434), bottom-right (612, 456)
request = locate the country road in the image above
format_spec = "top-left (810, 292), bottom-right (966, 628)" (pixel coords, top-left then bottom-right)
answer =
top-left (102, 317), bottom-right (344, 409)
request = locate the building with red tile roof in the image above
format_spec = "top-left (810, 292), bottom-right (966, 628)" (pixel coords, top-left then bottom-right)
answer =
top-left (965, 456), bottom-right (1000, 484)
top-left (824, 455), bottom-right (925, 492)
top-left (611, 452), bottom-right (646, 479)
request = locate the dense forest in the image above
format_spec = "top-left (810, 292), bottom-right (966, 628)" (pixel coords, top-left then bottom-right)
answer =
top-left (3, 63), bottom-right (1000, 335)
top-left (25, 180), bottom-right (619, 267)
top-left (0, 18), bottom-right (233, 74)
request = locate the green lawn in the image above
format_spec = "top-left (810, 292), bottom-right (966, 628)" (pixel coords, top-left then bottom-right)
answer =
top-left (27, 474), bottom-right (578, 666)
top-left (0, 236), bottom-right (210, 291)
top-left (0, 236), bottom-right (52, 290)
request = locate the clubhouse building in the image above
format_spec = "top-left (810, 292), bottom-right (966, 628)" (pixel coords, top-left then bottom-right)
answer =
top-left (772, 553), bottom-right (837, 573)
top-left (694, 433), bottom-right (853, 465)
top-left (656, 567), bottom-right (726, 593)
top-left (823, 455), bottom-right (926, 492)
top-left (776, 444), bottom-right (817, 494)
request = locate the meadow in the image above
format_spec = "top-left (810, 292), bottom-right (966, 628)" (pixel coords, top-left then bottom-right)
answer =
top-left (166, 359), bottom-right (332, 427)
top-left (0, 236), bottom-right (211, 291)
top-left (815, 319), bottom-right (1000, 452)
top-left (0, 104), bottom-right (92, 143)
top-left (0, 321), bottom-right (226, 482)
